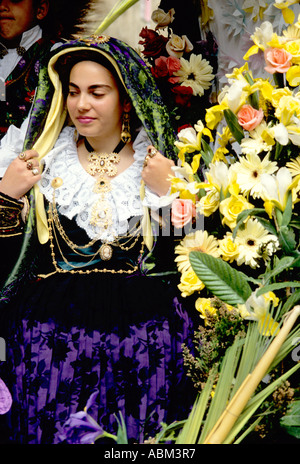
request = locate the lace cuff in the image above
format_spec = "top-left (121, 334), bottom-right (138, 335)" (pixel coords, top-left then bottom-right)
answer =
top-left (0, 192), bottom-right (25, 236)
top-left (143, 185), bottom-right (178, 211)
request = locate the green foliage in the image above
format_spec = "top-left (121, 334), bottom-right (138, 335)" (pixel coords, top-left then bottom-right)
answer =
top-left (200, 138), bottom-right (214, 168)
top-left (223, 108), bottom-right (245, 143)
top-left (182, 302), bottom-right (247, 391)
top-left (189, 251), bottom-right (252, 305)
top-left (280, 400), bottom-right (300, 439)
top-left (177, 319), bottom-right (300, 444)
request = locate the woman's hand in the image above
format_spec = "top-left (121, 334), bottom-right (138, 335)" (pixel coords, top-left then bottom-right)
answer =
top-left (0, 150), bottom-right (41, 200)
top-left (142, 146), bottom-right (175, 196)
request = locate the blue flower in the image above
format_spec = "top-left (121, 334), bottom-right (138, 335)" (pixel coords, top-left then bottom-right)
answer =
top-left (60, 392), bottom-right (114, 444)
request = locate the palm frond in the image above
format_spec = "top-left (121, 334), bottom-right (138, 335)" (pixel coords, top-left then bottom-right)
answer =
top-left (93, 0), bottom-right (139, 34)
top-left (175, 306), bottom-right (300, 444)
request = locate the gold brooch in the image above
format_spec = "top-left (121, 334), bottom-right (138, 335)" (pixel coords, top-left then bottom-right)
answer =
top-left (81, 35), bottom-right (110, 46)
top-left (99, 243), bottom-right (113, 261)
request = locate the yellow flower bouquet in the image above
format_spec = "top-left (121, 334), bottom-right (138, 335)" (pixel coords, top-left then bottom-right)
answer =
top-left (167, 7), bottom-right (300, 444)
top-left (171, 14), bottom-right (300, 324)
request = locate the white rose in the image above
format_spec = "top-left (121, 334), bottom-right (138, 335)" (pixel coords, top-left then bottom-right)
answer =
top-left (151, 8), bottom-right (175, 29)
top-left (166, 34), bottom-right (193, 58)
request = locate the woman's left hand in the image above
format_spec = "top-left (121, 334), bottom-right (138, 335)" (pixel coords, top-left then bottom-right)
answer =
top-left (142, 146), bottom-right (175, 196)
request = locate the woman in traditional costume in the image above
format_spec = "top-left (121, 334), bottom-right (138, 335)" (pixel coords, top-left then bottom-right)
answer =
top-left (0, 34), bottom-right (196, 444)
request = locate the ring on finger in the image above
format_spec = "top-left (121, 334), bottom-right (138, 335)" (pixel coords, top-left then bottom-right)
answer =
top-left (26, 160), bottom-right (34, 170)
top-left (32, 168), bottom-right (39, 176)
top-left (147, 147), bottom-right (157, 158)
top-left (19, 152), bottom-right (26, 160)
top-left (143, 155), bottom-right (150, 168)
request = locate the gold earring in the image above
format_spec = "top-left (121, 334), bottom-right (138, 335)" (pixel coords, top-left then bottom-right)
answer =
top-left (121, 112), bottom-right (131, 144)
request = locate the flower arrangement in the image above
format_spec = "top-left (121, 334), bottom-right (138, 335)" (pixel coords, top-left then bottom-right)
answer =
top-left (138, 7), bottom-right (217, 129)
top-left (165, 6), bottom-right (300, 443)
top-left (171, 14), bottom-right (300, 321)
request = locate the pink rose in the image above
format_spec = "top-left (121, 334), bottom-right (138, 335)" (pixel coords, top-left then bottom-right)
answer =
top-left (151, 56), bottom-right (169, 78)
top-left (264, 47), bottom-right (292, 74)
top-left (152, 55), bottom-right (181, 80)
top-left (166, 56), bottom-right (181, 75)
top-left (237, 104), bottom-right (264, 131)
top-left (171, 199), bottom-right (196, 228)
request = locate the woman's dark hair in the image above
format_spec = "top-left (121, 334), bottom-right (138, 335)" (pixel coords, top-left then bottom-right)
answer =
top-left (55, 50), bottom-right (128, 101)
top-left (55, 50), bottom-right (140, 136)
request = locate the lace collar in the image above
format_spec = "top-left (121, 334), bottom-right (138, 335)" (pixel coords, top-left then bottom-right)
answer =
top-left (39, 126), bottom-right (150, 242)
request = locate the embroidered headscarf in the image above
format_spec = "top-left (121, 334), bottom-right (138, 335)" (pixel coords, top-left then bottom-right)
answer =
top-left (2, 35), bottom-right (176, 295)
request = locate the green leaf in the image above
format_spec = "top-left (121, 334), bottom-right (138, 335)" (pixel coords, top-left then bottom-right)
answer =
top-left (274, 141), bottom-right (284, 160)
top-left (280, 400), bottom-right (300, 439)
top-left (115, 412), bottom-right (128, 444)
top-left (260, 255), bottom-right (295, 284)
top-left (201, 138), bottom-right (214, 168)
top-left (278, 225), bottom-right (297, 254)
top-left (281, 289), bottom-right (300, 314)
top-left (256, 281), bottom-right (300, 297)
top-left (189, 251), bottom-right (252, 305)
top-left (282, 191), bottom-right (293, 227)
top-left (292, 255), bottom-right (300, 267)
top-left (244, 72), bottom-right (260, 110)
top-left (223, 109), bottom-right (245, 143)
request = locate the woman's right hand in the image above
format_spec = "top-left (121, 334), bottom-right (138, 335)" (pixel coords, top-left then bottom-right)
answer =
top-left (0, 150), bottom-right (41, 200)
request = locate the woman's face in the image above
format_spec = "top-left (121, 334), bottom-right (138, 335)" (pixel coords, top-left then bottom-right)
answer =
top-left (0, 0), bottom-right (48, 45)
top-left (67, 60), bottom-right (126, 142)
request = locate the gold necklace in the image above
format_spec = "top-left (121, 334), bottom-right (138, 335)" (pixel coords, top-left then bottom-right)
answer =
top-left (84, 138), bottom-right (125, 232)
top-left (85, 138), bottom-right (125, 192)
top-left (38, 184), bottom-right (145, 278)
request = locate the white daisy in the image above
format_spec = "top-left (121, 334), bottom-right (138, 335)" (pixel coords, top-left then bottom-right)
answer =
top-left (174, 53), bottom-right (214, 96)
top-left (234, 218), bottom-right (279, 268)
top-left (232, 152), bottom-right (278, 199)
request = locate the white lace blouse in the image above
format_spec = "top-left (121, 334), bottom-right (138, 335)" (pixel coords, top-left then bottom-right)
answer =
top-left (0, 123), bottom-right (175, 242)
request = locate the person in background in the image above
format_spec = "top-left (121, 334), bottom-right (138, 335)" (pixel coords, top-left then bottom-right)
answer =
top-left (0, 0), bottom-right (92, 139)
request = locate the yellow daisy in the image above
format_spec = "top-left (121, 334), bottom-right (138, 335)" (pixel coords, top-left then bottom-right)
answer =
top-left (175, 230), bottom-right (220, 273)
top-left (282, 24), bottom-right (300, 40)
top-left (286, 155), bottom-right (300, 176)
top-left (231, 152), bottom-right (278, 199)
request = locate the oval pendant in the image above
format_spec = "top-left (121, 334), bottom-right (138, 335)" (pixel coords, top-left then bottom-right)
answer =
top-left (99, 243), bottom-right (113, 261)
